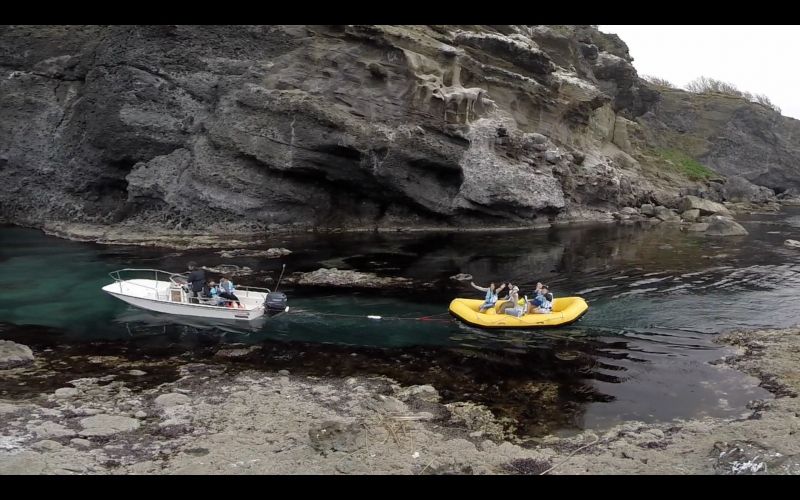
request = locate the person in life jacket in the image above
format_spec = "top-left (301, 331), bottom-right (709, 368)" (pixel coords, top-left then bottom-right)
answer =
top-left (470, 281), bottom-right (507, 312)
top-left (207, 281), bottom-right (225, 306)
top-left (528, 284), bottom-right (553, 314)
top-left (218, 276), bottom-right (244, 309)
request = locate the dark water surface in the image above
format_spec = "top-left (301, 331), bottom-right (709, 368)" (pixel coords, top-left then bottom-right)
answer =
top-left (3, 210), bottom-right (800, 436)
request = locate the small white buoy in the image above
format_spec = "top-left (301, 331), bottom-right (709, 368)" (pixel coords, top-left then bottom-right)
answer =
top-left (367, 315), bottom-right (382, 320)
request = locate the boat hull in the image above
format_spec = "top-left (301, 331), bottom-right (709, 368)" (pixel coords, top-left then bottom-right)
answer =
top-left (449, 297), bottom-right (588, 329)
top-left (102, 281), bottom-right (266, 321)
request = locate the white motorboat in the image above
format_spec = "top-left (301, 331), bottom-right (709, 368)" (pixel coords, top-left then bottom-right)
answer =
top-left (102, 269), bottom-right (289, 321)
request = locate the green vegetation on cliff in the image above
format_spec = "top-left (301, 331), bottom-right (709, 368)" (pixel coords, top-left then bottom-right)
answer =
top-left (655, 149), bottom-right (716, 181)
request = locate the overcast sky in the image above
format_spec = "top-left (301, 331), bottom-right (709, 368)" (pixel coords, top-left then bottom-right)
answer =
top-left (599, 25), bottom-right (800, 120)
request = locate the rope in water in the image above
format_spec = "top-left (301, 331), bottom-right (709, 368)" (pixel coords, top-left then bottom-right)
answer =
top-left (289, 310), bottom-right (453, 323)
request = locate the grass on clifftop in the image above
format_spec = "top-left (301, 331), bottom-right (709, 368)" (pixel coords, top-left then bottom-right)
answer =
top-left (655, 149), bottom-right (716, 181)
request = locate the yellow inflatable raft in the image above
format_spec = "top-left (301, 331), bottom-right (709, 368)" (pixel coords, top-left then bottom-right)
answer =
top-left (448, 297), bottom-right (589, 329)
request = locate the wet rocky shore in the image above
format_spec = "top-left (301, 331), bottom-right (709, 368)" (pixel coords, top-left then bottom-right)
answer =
top-left (1, 324), bottom-right (798, 475)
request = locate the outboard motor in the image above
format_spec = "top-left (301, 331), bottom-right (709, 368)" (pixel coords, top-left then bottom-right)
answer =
top-left (264, 291), bottom-right (288, 316)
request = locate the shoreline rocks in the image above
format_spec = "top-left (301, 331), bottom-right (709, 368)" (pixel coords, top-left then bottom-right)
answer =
top-left (2, 325), bottom-right (800, 474)
top-left (0, 340), bottom-right (34, 369)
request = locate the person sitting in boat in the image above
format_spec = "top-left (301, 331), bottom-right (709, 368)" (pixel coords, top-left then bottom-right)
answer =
top-left (528, 285), bottom-right (553, 314)
top-left (496, 284), bottom-right (522, 315)
top-left (207, 281), bottom-right (226, 306)
top-left (470, 281), bottom-right (506, 312)
top-left (186, 262), bottom-right (207, 304)
top-left (218, 276), bottom-right (244, 309)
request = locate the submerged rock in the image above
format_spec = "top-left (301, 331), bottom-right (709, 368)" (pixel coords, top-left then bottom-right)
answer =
top-left (784, 239), bottom-right (800, 249)
top-left (218, 248), bottom-right (292, 259)
top-left (296, 268), bottom-right (413, 288)
top-left (201, 265), bottom-right (253, 276)
top-left (450, 273), bottom-right (473, 281)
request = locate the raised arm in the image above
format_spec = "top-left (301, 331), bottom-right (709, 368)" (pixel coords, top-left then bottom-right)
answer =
top-left (496, 283), bottom-right (507, 293)
top-left (470, 282), bottom-right (489, 292)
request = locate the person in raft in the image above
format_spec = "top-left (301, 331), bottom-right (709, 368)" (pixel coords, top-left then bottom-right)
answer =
top-left (527, 284), bottom-right (554, 314)
top-left (496, 284), bottom-right (524, 316)
top-left (470, 281), bottom-right (507, 312)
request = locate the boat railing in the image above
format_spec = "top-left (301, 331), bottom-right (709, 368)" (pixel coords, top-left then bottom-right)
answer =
top-left (108, 268), bottom-right (187, 301)
top-left (107, 268), bottom-right (272, 301)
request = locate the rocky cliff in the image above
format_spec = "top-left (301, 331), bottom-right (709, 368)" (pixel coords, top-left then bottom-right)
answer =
top-left (0, 25), bottom-right (796, 241)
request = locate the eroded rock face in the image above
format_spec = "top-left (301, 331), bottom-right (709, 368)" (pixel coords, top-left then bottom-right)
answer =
top-left (0, 25), bottom-right (795, 239)
top-left (722, 176), bottom-right (776, 204)
top-left (0, 25), bottom-right (662, 236)
top-left (639, 88), bottom-right (800, 193)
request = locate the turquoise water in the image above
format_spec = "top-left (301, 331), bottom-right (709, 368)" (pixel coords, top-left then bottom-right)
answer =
top-left (4, 210), bottom-right (800, 431)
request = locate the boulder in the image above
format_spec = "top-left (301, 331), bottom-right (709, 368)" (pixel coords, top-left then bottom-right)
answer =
top-left (395, 384), bottom-right (441, 403)
top-left (723, 176), bottom-right (776, 204)
top-left (620, 207), bottom-right (639, 216)
top-left (54, 387), bottom-right (79, 399)
top-left (0, 340), bottom-right (34, 369)
top-left (681, 209), bottom-right (700, 222)
top-left (654, 206), bottom-right (680, 222)
top-left (640, 204), bottom-right (655, 216)
top-left (544, 150), bottom-right (561, 164)
top-left (32, 440), bottom-right (63, 452)
top-left (680, 195), bottom-right (731, 216)
top-left (79, 414), bottom-right (141, 437)
top-left (70, 438), bottom-right (92, 449)
top-left (28, 422), bottom-right (77, 439)
top-left (705, 216), bottom-right (748, 236)
top-left (529, 132), bottom-right (548, 144)
top-left (154, 393), bottom-right (191, 408)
